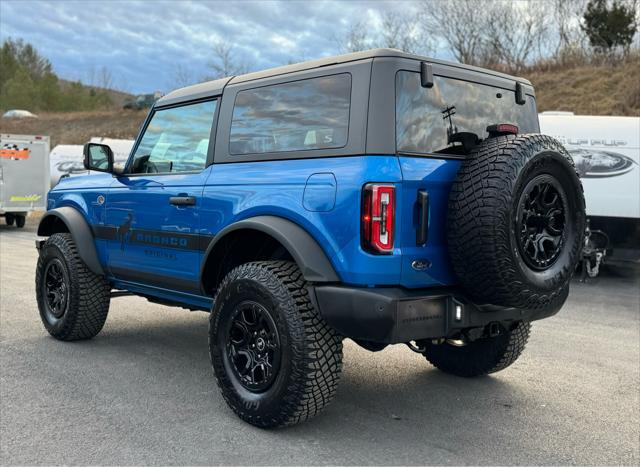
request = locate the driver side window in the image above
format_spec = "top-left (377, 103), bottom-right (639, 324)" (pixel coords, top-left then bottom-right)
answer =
top-left (129, 99), bottom-right (217, 174)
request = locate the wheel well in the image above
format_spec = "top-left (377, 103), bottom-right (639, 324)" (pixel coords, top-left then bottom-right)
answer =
top-left (201, 229), bottom-right (294, 295)
top-left (37, 215), bottom-right (70, 236)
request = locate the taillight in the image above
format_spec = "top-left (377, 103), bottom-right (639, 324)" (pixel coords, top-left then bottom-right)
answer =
top-left (362, 183), bottom-right (395, 254)
top-left (486, 123), bottom-right (519, 136)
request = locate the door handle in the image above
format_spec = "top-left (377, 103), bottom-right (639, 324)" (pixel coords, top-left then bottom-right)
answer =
top-left (169, 196), bottom-right (196, 206)
top-left (416, 189), bottom-right (429, 245)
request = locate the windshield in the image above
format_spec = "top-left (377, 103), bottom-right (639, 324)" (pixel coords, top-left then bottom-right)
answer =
top-left (395, 71), bottom-right (539, 156)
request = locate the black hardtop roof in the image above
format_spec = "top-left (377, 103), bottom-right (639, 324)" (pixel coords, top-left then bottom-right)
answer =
top-left (157, 48), bottom-right (532, 106)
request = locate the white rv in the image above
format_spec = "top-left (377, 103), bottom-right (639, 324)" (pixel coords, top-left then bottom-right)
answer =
top-left (539, 112), bottom-right (640, 273)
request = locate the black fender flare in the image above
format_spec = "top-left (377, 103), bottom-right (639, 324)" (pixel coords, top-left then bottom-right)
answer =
top-left (201, 215), bottom-right (340, 284)
top-left (37, 207), bottom-right (104, 275)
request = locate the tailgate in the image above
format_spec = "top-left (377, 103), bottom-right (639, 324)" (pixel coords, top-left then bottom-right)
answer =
top-left (397, 156), bottom-right (460, 288)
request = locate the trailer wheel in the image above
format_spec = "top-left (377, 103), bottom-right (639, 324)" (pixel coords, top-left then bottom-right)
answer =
top-left (5, 214), bottom-right (15, 226)
top-left (15, 215), bottom-right (26, 228)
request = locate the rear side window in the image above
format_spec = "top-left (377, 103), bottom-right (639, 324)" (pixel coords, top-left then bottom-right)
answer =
top-left (395, 71), bottom-right (539, 155)
top-left (129, 99), bottom-right (216, 174)
top-left (229, 74), bottom-right (351, 155)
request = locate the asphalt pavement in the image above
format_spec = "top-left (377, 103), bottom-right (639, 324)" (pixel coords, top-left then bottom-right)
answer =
top-left (1, 218), bottom-right (639, 465)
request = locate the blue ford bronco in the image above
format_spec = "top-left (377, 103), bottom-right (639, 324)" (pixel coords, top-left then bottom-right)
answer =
top-left (35, 49), bottom-right (585, 427)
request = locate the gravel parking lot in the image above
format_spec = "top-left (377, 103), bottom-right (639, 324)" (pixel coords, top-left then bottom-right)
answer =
top-left (1, 219), bottom-right (639, 466)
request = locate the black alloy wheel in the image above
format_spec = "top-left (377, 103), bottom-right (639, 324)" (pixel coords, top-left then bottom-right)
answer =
top-left (225, 300), bottom-right (281, 392)
top-left (447, 134), bottom-right (585, 310)
top-left (43, 258), bottom-right (69, 320)
top-left (35, 233), bottom-right (111, 341)
top-left (516, 174), bottom-right (568, 271)
top-left (209, 261), bottom-right (343, 428)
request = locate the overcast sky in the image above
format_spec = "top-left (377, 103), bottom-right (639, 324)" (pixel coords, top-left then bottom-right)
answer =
top-left (0, 0), bottom-right (434, 94)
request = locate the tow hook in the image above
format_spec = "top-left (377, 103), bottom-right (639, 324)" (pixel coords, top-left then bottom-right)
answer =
top-left (406, 340), bottom-right (429, 354)
top-left (488, 322), bottom-right (501, 338)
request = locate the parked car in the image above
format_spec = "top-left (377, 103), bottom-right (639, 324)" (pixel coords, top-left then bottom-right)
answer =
top-left (35, 49), bottom-right (586, 427)
top-left (2, 109), bottom-right (38, 118)
top-left (122, 93), bottom-right (161, 110)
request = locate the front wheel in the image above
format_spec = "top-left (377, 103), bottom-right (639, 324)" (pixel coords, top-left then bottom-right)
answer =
top-left (35, 233), bottom-right (111, 340)
top-left (421, 321), bottom-right (531, 377)
top-left (209, 261), bottom-right (343, 428)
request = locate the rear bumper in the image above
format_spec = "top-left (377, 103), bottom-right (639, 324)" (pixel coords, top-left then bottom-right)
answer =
top-left (312, 285), bottom-right (562, 344)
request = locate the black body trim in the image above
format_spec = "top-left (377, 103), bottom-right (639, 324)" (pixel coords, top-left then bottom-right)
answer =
top-left (313, 285), bottom-right (563, 344)
top-left (201, 215), bottom-right (340, 284)
top-left (37, 207), bottom-right (104, 275)
top-left (93, 225), bottom-right (212, 252)
top-left (109, 267), bottom-right (201, 294)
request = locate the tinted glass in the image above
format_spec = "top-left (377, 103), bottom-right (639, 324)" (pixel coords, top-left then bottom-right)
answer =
top-left (88, 145), bottom-right (109, 170)
top-left (229, 74), bottom-right (351, 155)
top-left (130, 99), bottom-right (216, 174)
top-left (396, 71), bottom-right (539, 155)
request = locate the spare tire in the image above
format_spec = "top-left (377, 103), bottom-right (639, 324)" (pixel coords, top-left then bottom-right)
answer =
top-left (447, 134), bottom-right (585, 309)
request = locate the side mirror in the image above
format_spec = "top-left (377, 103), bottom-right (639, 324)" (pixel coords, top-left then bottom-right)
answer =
top-left (83, 143), bottom-right (114, 173)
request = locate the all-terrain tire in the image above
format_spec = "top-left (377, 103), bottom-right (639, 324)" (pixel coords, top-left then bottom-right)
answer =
top-left (448, 134), bottom-right (586, 309)
top-left (36, 233), bottom-right (111, 340)
top-left (423, 321), bottom-right (531, 377)
top-left (209, 261), bottom-right (343, 428)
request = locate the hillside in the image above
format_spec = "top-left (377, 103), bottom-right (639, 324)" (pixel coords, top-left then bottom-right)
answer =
top-left (0, 110), bottom-right (146, 148)
top-left (528, 56), bottom-right (640, 116)
top-left (58, 79), bottom-right (135, 109)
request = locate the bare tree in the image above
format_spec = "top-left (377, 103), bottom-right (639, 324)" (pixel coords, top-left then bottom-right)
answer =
top-left (420, 0), bottom-right (491, 65)
top-left (334, 12), bottom-right (430, 55)
top-left (484, 1), bottom-right (550, 71)
top-left (87, 65), bottom-right (115, 90)
top-left (97, 66), bottom-right (114, 90)
top-left (334, 21), bottom-right (371, 53)
top-left (379, 11), bottom-right (429, 54)
top-left (207, 39), bottom-right (249, 80)
top-left (421, 0), bottom-right (553, 71)
top-left (171, 63), bottom-right (196, 88)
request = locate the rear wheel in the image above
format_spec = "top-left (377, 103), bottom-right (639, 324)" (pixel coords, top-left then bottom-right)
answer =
top-left (35, 233), bottom-right (111, 340)
top-left (15, 215), bottom-right (25, 228)
top-left (5, 214), bottom-right (15, 226)
top-left (209, 261), bottom-right (343, 428)
top-left (422, 321), bottom-right (531, 377)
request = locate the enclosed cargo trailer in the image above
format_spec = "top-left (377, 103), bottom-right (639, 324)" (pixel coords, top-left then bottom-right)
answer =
top-left (0, 134), bottom-right (50, 227)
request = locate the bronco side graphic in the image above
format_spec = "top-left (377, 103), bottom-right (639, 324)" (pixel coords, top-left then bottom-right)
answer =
top-left (117, 213), bottom-right (134, 250)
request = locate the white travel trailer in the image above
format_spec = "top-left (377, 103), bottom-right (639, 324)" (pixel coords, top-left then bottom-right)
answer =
top-left (49, 137), bottom-right (134, 186)
top-left (539, 112), bottom-right (640, 275)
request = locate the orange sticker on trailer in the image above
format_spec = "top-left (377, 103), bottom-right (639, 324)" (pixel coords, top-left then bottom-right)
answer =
top-left (0, 148), bottom-right (30, 159)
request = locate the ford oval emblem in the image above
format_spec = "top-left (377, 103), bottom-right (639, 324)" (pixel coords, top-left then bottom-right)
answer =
top-left (411, 259), bottom-right (431, 271)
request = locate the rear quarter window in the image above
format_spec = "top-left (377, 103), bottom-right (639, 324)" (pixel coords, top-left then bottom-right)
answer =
top-left (229, 74), bottom-right (351, 155)
top-left (395, 71), bottom-right (539, 155)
